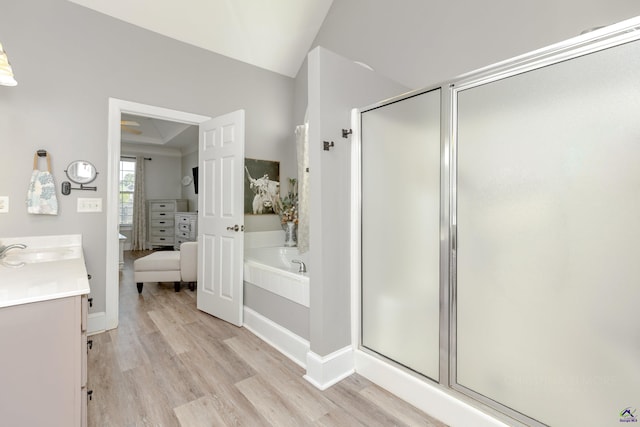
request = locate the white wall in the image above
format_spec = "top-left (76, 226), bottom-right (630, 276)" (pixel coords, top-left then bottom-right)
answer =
top-left (0, 0), bottom-right (294, 315)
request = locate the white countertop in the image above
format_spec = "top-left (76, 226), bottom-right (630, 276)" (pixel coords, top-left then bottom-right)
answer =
top-left (0, 234), bottom-right (91, 308)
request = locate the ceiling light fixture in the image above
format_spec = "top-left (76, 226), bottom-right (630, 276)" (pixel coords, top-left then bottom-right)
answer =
top-left (0, 42), bottom-right (18, 87)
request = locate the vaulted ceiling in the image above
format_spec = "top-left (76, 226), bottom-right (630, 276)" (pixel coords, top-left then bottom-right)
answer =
top-left (75, 1), bottom-right (335, 149)
top-left (67, 0), bottom-right (334, 77)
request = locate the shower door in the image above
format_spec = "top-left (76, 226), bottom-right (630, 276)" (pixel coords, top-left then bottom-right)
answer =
top-left (454, 37), bottom-right (640, 426)
top-left (360, 89), bottom-right (441, 380)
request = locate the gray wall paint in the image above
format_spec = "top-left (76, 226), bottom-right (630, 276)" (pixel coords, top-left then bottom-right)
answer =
top-left (307, 47), bottom-right (407, 356)
top-left (142, 155), bottom-right (182, 200)
top-left (311, 0), bottom-right (640, 89)
top-left (0, 0), bottom-right (294, 315)
top-left (180, 149), bottom-right (198, 211)
top-left (295, 0), bottom-right (640, 357)
top-left (121, 143), bottom-right (184, 201)
top-left (244, 283), bottom-right (310, 340)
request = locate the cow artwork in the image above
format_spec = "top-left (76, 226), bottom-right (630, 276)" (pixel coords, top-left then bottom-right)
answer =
top-left (244, 159), bottom-right (281, 215)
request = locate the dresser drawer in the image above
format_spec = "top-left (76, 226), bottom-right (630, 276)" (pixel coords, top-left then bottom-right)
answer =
top-left (151, 211), bottom-right (173, 220)
top-left (176, 230), bottom-right (190, 239)
top-left (151, 219), bottom-right (174, 227)
top-left (176, 215), bottom-right (192, 224)
top-left (151, 227), bottom-right (173, 237)
top-left (150, 201), bottom-right (176, 212)
top-left (175, 237), bottom-right (189, 248)
top-left (151, 236), bottom-right (174, 244)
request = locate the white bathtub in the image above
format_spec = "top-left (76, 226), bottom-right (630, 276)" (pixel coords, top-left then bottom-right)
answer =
top-left (243, 246), bottom-right (309, 307)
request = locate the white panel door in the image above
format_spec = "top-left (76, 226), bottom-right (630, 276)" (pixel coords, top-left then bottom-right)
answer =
top-left (197, 110), bottom-right (245, 326)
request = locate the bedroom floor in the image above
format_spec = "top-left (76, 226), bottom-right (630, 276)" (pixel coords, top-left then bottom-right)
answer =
top-left (87, 251), bottom-right (446, 426)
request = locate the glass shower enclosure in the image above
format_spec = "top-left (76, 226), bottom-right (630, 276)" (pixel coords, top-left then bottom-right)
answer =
top-left (360, 89), bottom-right (442, 381)
top-left (358, 18), bottom-right (640, 427)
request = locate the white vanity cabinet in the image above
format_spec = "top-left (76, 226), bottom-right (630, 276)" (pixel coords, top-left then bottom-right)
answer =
top-left (148, 199), bottom-right (188, 248)
top-left (174, 211), bottom-right (198, 250)
top-left (0, 294), bottom-right (89, 427)
top-left (0, 234), bottom-right (91, 427)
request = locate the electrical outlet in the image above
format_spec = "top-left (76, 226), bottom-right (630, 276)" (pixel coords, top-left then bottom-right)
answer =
top-left (0, 196), bottom-right (8, 213)
top-left (77, 198), bottom-right (102, 213)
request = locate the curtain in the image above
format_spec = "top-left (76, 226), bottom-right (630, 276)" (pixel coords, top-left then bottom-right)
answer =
top-left (131, 156), bottom-right (146, 250)
top-left (296, 123), bottom-right (309, 253)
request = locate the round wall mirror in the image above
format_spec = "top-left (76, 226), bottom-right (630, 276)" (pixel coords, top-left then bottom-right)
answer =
top-left (65, 160), bottom-right (98, 184)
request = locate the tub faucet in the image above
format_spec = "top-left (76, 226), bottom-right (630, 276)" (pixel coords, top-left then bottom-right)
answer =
top-left (0, 243), bottom-right (27, 259)
top-left (291, 259), bottom-right (307, 273)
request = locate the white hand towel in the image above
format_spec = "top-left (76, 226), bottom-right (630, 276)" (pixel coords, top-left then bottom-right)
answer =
top-left (27, 152), bottom-right (58, 215)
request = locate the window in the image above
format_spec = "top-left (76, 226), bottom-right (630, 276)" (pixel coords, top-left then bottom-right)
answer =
top-left (119, 159), bottom-right (136, 226)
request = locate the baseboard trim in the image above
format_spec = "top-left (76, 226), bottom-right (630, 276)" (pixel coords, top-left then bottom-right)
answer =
top-left (304, 346), bottom-right (355, 391)
top-left (87, 311), bottom-right (106, 336)
top-left (242, 307), bottom-right (309, 368)
top-left (354, 350), bottom-right (508, 427)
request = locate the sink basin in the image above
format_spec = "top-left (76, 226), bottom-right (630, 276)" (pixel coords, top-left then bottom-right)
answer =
top-left (0, 234), bottom-right (89, 309)
top-left (1, 248), bottom-right (77, 266)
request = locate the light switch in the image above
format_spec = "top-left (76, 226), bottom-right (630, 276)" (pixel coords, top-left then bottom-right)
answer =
top-left (77, 198), bottom-right (102, 213)
top-left (0, 196), bottom-right (8, 213)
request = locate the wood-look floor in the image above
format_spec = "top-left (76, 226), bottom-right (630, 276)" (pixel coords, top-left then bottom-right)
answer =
top-left (88, 251), bottom-right (446, 427)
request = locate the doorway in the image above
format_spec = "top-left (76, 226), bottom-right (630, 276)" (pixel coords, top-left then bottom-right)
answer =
top-left (105, 98), bottom-right (210, 331)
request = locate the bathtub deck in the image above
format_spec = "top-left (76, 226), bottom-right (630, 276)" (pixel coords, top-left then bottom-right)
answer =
top-left (87, 250), bottom-right (447, 426)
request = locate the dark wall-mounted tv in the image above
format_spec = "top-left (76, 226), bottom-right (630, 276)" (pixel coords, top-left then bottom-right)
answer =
top-left (192, 166), bottom-right (198, 194)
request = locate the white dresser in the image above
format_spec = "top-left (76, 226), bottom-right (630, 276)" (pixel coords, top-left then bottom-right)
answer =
top-left (174, 212), bottom-right (198, 250)
top-left (147, 199), bottom-right (188, 248)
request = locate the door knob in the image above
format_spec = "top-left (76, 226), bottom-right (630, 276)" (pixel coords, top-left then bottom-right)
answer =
top-left (227, 224), bottom-right (240, 232)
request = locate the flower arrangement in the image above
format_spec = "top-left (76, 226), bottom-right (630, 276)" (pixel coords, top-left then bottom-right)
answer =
top-left (278, 177), bottom-right (298, 225)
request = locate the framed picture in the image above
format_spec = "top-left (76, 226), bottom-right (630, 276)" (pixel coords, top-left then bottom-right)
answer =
top-left (244, 158), bottom-right (280, 215)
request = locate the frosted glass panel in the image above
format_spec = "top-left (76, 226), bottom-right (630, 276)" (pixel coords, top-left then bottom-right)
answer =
top-left (456, 40), bottom-right (640, 426)
top-left (361, 89), bottom-right (441, 380)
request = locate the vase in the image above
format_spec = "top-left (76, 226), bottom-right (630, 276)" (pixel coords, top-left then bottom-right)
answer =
top-left (284, 221), bottom-right (297, 247)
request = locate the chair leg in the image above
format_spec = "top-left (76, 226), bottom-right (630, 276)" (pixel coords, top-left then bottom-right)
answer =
top-left (137, 283), bottom-right (143, 294)
top-left (174, 282), bottom-right (181, 292)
